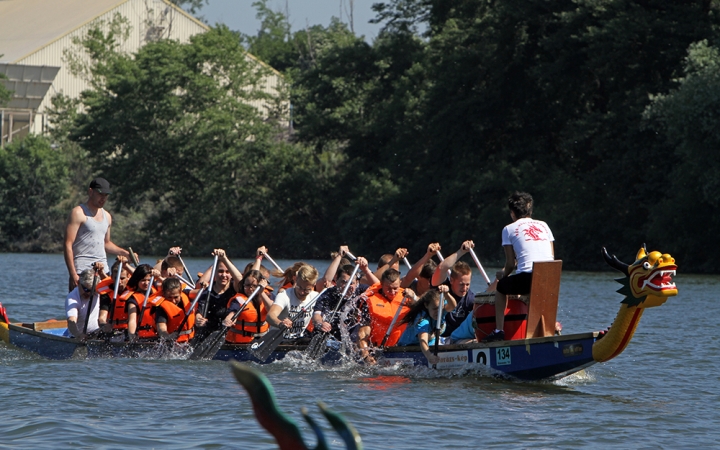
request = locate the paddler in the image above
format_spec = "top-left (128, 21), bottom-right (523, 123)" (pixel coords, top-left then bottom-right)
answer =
top-left (154, 277), bottom-right (195, 343)
top-left (311, 257), bottom-right (377, 341)
top-left (65, 265), bottom-right (102, 339)
top-left (125, 264), bottom-right (161, 341)
top-left (222, 269), bottom-right (274, 343)
top-left (97, 256), bottom-right (133, 333)
top-left (266, 264), bottom-right (321, 343)
top-left (431, 240), bottom-right (476, 339)
top-left (400, 242), bottom-right (441, 296)
top-left (194, 249), bottom-right (244, 341)
top-left (356, 268), bottom-right (418, 364)
top-left (396, 285), bottom-right (457, 365)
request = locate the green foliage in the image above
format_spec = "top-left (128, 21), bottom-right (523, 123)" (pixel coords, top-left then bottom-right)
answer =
top-left (65, 24), bottom-right (337, 256)
top-left (643, 40), bottom-right (720, 272)
top-left (0, 136), bottom-right (69, 251)
top-left (0, 54), bottom-right (12, 106)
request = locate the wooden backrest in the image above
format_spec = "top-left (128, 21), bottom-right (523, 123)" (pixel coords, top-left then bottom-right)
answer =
top-left (525, 260), bottom-right (562, 339)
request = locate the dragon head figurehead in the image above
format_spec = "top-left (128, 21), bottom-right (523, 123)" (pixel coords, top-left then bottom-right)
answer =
top-left (602, 245), bottom-right (678, 308)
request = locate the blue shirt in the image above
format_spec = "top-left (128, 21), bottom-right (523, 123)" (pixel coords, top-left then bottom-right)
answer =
top-left (450, 312), bottom-right (476, 341)
top-left (396, 310), bottom-right (446, 346)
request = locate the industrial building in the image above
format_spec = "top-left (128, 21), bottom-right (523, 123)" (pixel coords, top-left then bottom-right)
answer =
top-left (0, 0), bottom-right (284, 146)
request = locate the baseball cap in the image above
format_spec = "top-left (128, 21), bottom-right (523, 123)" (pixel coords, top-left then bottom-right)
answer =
top-left (89, 177), bottom-right (112, 194)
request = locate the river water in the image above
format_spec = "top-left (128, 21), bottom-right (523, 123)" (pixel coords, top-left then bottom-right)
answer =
top-left (0, 252), bottom-right (717, 449)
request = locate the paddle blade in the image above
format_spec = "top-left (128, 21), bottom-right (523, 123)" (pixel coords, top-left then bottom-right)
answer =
top-left (305, 332), bottom-right (330, 359)
top-left (188, 329), bottom-right (226, 360)
top-left (249, 328), bottom-right (285, 362)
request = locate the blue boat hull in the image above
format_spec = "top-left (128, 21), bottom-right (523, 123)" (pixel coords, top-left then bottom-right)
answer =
top-left (5, 320), bottom-right (597, 381)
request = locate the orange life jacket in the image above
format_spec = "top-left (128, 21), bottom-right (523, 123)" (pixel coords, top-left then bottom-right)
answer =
top-left (225, 293), bottom-right (269, 344)
top-left (96, 277), bottom-right (115, 297)
top-left (365, 283), bottom-right (410, 347)
top-left (111, 288), bottom-right (135, 330)
top-left (129, 289), bottom-right (159, 339)
top-left (155, 293), bottom-right (195, 343)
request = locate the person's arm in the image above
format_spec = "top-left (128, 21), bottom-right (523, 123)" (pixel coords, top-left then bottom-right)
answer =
top-left (214, 249), bottom-right (243, 292)
top-left (436, 285), bottom-right (457, 311)
top-left (64, 207), bottom-right (84, 287)
top-left (402, 243), bottom-right (440, 288)
top-left (267, 292), bottom-right (292, 328)
top-left (252, 246), bottom-right (267, 271)
top-left (67, 317), bottom-right (84, 340)
top-left (431, 240), bottom-right (474, 286)
top-left (267, 303), bottom-right (292, 328)
top-left (496, 245), bottom-right (517, 281)
top-left (357, 257), bottom-right (379, 286)
top-left (103, 213), bottom-right (131, 258)
top-left (318, 245), bottom-right (349, 290)
top-left (127, 302), bottom-right (138, 335)
top-left (373, 248), bottom-right (408, 280)
top-left (418, 331), bottom-right (439, 365)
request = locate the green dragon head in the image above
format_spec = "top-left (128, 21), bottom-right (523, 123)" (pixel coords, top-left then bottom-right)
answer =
top-left (602, 246), bottom-right (678, 307)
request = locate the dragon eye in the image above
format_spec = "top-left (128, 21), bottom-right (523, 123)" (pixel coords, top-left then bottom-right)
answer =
top-left (643, 262), bottom-right (651, 270)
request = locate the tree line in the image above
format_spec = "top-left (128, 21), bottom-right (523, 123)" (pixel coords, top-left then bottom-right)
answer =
top-left (1, 0), bottom-right (719, 272)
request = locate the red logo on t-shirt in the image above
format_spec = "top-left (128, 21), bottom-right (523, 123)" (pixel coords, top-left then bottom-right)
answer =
top-left (523, 224), bottom-right (546, 241)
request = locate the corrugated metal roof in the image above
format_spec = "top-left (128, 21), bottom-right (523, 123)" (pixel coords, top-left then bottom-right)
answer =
top-left (0, 63), bottom-right (60, 110)
top-left (0, 0), bottom-right (131, 63)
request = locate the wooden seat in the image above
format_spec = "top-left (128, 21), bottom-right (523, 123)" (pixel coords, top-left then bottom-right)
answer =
top-left (525, 260), bottom-right (562, 338)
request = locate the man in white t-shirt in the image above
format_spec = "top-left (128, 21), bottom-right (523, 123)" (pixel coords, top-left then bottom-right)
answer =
top-left (267, 264), bottom-right (320, 341)
top-left (485, 192), bottom-right (555, 342)
top-left (65, 267), bottom-right (101, 339)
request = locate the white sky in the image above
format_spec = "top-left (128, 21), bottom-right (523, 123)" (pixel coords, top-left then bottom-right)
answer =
top-left (193, 0), bottom-right (383, 41)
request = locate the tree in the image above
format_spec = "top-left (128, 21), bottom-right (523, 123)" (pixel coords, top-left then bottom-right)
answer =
top-left (65, 24), bottom-right (337, 256)
top-left (643, 40), bottom-right (720, 271)
top-left (0, 135), bottom-right (69, 251)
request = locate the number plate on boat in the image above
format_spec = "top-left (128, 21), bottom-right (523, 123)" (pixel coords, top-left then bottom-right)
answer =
top-left (495, 347), bottom-right (511, 365)
top-left (472, 349), bottom-right (490, 365)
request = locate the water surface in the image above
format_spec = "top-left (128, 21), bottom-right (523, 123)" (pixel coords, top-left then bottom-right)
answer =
top-left (0, 253), bottom-right (717, 449)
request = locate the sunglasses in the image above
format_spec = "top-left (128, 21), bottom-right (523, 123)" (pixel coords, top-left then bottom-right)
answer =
top-left (80, 285), bottom-right (92, 293)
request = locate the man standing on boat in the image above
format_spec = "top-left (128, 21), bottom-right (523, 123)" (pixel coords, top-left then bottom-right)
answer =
top-left (64, 177), bottom-right (133, 291)
top-left (485, 191), bottom-right (555, 342)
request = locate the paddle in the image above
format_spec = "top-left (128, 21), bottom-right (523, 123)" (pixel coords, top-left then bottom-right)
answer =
top-left (176, 254), bottom-right (196, 288)
top-left (134, 276), bottom-right (155, 337)
top-left (468, 248), bottom-right (492, 285)
top-left (82, 267), bottom-right (100, 337)
top-left (188, 285), bottom-right (263, 360)
top-left (128, 247), bottom-right (139, 267)
top-left (249, 288), bottom-right (328, 362)
top-left (104, 260), bottom-right (123, 337)
top-left (174, 286), bottom-right (205, 340)
top-left (175, 273), bottom-right (196, 290)
top-left (306, 264), bottom-right (361, 359)
top-left (201, 255), bottom-right (219, 317)
top-left (260, 251), bottom-right (283, 273)
top-left (380, 296), bottom-right (407, 348)
top-left (436, 250), bottom-right (452, 278)
top-left (432, 292), bottom-right (444, 369)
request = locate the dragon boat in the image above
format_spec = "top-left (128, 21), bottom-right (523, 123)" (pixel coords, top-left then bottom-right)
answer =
top-left (0, 246), bottom-right (678, 381)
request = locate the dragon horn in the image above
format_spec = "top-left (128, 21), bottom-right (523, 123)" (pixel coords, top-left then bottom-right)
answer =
top-left (602, 247), bottom-right (629, 275)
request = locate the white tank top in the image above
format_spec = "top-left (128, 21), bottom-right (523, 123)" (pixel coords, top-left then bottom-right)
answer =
top-left (72, 203), bottom-right (109, 274)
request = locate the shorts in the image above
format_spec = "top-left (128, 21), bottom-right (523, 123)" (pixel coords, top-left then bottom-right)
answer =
top-left (496, 271), bottom-right (533, 295)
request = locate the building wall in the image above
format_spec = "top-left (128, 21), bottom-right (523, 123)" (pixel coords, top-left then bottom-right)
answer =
top-left (15, 0), bottom-right (284, 132)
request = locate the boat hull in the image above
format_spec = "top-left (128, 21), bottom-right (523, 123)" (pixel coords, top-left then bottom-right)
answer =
top-left (4, 320), bottom-right (596, 381)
